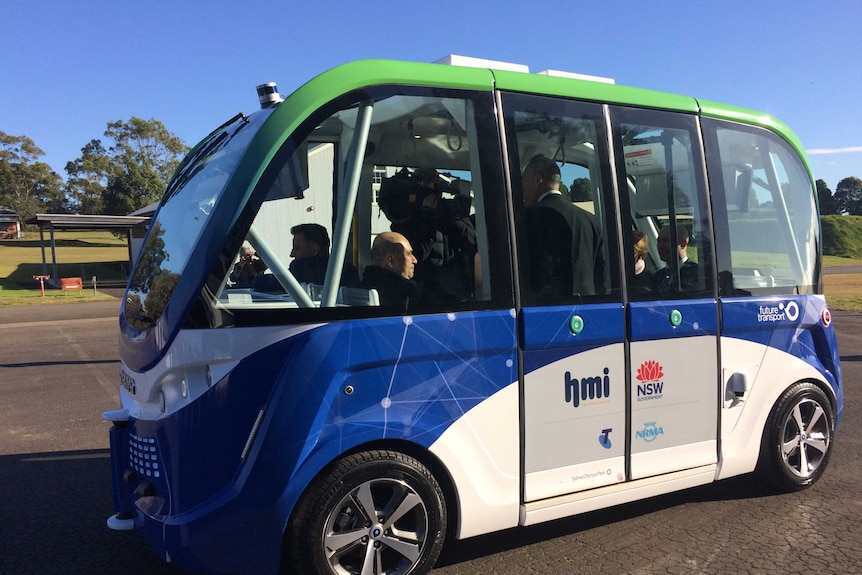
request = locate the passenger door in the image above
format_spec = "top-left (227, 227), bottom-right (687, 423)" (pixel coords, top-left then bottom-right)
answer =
top-left (614, 107), bottom-right (719, 480)
top-left (502, 93), bottom-right (627, 502)
top-left (503, 93), bottom-right (719, 503)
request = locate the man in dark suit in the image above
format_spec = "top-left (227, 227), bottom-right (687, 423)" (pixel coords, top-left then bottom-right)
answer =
top-left (521, 155), bottom-right (606, 300)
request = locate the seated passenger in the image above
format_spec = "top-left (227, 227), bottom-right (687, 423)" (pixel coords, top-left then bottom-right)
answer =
top-left (252, 223), bottom-right (360, 291)
top-left (288, 223), bottom-right (360, 287)
top-left (229, 243), bottom-right (267, 288)
top-left (360, 232), bottom-right (419, 311)
top-left (655, 224), bottom-right (698, 293)
top-left (631, 230), bottom-right (654, 294)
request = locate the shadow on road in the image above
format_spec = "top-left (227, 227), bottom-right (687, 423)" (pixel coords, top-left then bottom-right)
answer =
top-left (435, 474), bottom-right (772, 568)
top-left (0, 449), bottom-right (188, 575)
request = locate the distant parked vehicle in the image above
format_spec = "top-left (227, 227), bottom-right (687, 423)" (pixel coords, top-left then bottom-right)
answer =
top-left (0, 208), bottom-right (22, 239)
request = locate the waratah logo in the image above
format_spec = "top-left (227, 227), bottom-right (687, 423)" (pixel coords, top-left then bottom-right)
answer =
top-left (636, 360), bottom-right (664, 382)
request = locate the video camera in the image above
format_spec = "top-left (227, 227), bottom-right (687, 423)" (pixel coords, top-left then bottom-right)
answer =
top-left (378, 168), bottom-right (471, 222)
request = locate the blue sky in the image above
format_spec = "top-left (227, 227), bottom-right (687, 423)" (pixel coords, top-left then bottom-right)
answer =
top-left (2, 0), bottom-right (860, 191)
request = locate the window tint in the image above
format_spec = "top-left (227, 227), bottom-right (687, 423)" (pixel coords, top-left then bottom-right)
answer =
top-left (613, 107), bottom-right (714, 300)
top-left (203, 88), bottom-right (510, 325)
top-left (703, 118), bottom-right (818, 295)
top-left (502, 93), bottom-right (619, 306)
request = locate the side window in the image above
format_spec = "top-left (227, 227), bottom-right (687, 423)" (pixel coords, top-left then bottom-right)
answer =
top-left (502, 93), bottom-right (619, 305)
top-left (703, 118), bottom-right (818, 295)
top-left (212, 88), bottom-right (509, 320)
top-left (613, 107), bottom-right (714, 300)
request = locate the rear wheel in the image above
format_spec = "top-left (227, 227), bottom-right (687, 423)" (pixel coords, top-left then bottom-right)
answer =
top-left (758, 382), bottom-right (835, 492)
top-left (286, 450), bottom-right (446, 575)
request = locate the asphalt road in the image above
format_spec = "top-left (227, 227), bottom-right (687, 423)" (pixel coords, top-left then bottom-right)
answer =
top-left (0, 300), bottom-right (860, 575)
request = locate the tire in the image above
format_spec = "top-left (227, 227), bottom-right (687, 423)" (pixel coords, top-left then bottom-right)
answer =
top-left (758, 382), bottom-right (835, 492)
top-left (286, 450), bottom-right (447, 575)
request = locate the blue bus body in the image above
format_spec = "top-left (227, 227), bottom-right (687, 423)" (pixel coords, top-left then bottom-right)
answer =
top-left (105, 57), bottom-right (842, 575)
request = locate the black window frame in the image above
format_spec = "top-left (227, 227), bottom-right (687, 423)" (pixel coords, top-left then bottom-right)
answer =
top-left (189, 85), bottom-right (515, 329)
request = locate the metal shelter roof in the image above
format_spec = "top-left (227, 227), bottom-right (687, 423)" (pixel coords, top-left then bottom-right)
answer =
top-left (26, 213), bottom-right (149, 229)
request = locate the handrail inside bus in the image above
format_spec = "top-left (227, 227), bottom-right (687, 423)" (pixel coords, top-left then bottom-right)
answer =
top-left (323, 99), bottom-right (374, 307)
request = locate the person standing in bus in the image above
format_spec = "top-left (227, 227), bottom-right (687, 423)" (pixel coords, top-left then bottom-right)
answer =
top-left (521, 155), bottom-right (606, 299)
top-left (360, 231), bottom-right (419, 310)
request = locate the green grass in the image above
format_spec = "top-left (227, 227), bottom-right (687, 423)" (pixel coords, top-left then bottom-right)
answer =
top-left (0, 231), bottom-right (129, 305)
top-left (824, 274), bottom-right (862, 313)
top-left (823, 255), bottom-right (862, 266)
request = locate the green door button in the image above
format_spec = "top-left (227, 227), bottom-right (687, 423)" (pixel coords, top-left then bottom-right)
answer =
top-left (569, 315), bottom-right (584, 335)
top-left (669, 309), bottom-right (683, 327)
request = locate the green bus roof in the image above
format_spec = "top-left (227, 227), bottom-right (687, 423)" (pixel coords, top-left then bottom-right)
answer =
top-left (243, 59), bottom-right (810, 192)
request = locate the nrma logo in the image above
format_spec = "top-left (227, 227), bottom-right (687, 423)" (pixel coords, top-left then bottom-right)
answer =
top-left (565, 368), bottom-right (610, 408)
top-left (636, 360), bottom-right (664, 402)
top-left (636, 421), bottom-right (664, 442)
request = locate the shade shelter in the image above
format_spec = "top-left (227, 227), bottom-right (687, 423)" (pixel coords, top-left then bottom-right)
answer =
top-left (25, 213), bottom-right (150, 287)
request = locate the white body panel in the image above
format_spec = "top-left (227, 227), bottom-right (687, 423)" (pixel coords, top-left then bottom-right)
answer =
top-left (716, 337), bottom-right (835, 480)
top-left (523, 344), bottom-right (626, 500)
top-left (522, 466), bottom-right (716, 526)
top-left (116, 325), bottom-right (319, 419)
top-left (429, 382), bottom-right (520, 538)
top-left (629, 337), bottom-right (718, 479)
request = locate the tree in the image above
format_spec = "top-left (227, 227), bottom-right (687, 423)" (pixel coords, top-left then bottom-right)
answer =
top-left (0, 130), bottom-right (65, 221)
top-left (816, 179), bottom-right (838, 215)
top-left (64, 139), bottom-right (111, 214)
top-left (65, 117), bottom-right (188, 215)
top-left (833, 177), bottom-right (862, 216)
top-left (570, 177), bottom-right (594, 202)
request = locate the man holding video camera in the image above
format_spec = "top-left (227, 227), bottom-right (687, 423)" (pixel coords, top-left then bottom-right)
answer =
top-left (379, 168), bottom-right (477, 305)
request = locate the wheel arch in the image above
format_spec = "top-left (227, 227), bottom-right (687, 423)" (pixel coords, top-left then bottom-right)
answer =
top-left (279, 438), bottom-right (461, 566)
top-left (754, 377), bottom-right (837, 492)
top-left (342, 439), bottom-right (461, 539)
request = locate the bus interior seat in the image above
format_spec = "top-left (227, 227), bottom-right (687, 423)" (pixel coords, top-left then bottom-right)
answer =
top-left (337, 286), bottom-right (380, 306)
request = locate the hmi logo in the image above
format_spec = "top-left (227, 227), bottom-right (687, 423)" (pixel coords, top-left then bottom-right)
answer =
top-left (565, 368), bottom-right (611, 407)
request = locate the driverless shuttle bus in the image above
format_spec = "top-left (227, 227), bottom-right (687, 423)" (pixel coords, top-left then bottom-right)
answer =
top-left (104, 56), bottom-right (842, 575)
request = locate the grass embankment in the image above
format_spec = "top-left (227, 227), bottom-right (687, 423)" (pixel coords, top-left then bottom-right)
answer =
top-left (822, 215), bottom-right (862, 259)
top-left (0, 231), bottom-right (128, 305)
top-left (820, 216), bottom-right (862, 312)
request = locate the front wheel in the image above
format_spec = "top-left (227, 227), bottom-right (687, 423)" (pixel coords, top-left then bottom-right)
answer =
top-left (286, 450), bottom-right (447, 575)
top-left (758, 382), bottom-right (835, 492)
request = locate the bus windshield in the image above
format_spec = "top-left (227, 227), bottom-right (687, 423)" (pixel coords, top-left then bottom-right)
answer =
top-left (124, 111), bottom-right (271, 329)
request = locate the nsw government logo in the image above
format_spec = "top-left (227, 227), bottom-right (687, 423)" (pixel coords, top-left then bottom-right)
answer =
top-left (636, 360), bottom-right (664, 402)
top-left (636, 421), bottom-right (664, 443)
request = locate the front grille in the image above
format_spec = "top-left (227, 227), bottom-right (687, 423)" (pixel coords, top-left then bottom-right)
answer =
top-left (130, 433), bottom-right (161, 478)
